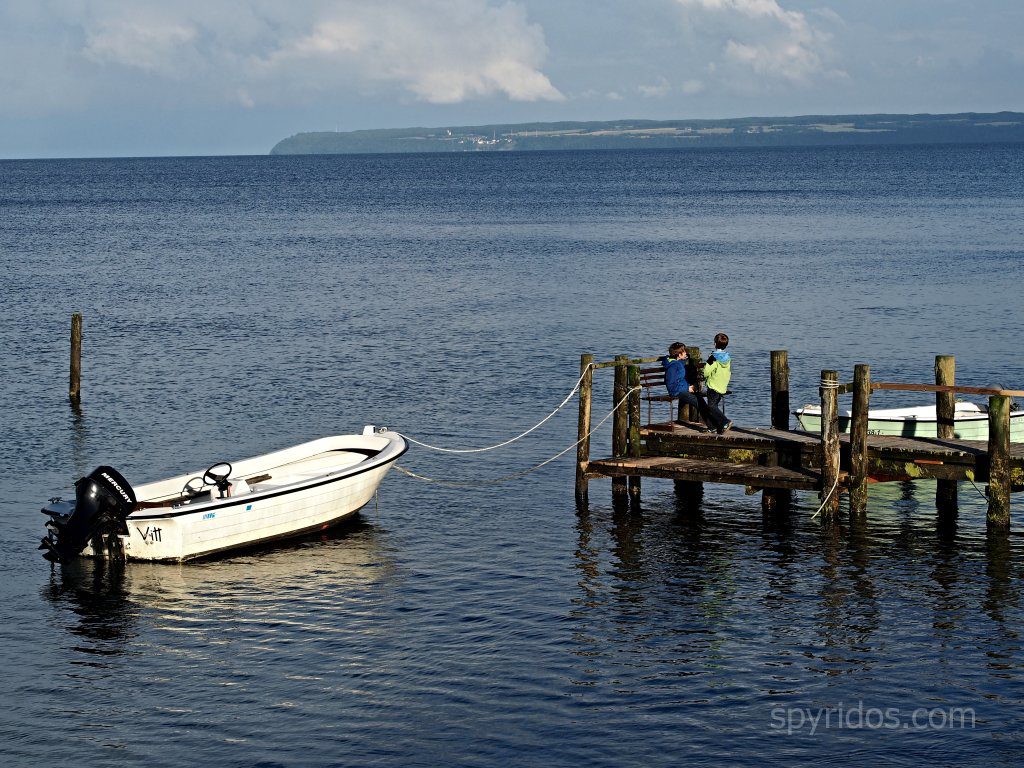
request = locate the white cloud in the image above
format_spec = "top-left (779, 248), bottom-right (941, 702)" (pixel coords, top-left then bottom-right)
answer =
top-left (0, 0), bottom-right (562, 115)
top-left (680, 78), bottom-right (705, 95)
top-left (673, 0), bottom-right (841, 83)
top-left (639, 77), bottom-right (672, 98)
top-left (84, 20), bottom-right (198, 76)
top-left (268, 3), bottom-right (563, 104)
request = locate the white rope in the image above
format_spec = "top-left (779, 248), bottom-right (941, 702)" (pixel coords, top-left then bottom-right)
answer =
top-left (394, 386), bottom-right (640, 487)
top-left (398, 364), bottom-right (593, 454)
top-left (810, 473), bottom-right (841, 520)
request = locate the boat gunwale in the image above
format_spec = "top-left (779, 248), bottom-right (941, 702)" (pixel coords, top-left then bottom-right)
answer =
top-left (793, 407), bottom-right (1024, 425)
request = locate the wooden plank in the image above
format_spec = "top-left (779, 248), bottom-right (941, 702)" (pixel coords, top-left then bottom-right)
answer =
top-left (873, 382), bottom-right (1024, 397)
top-left (588, 456), bottom-right (824, 490)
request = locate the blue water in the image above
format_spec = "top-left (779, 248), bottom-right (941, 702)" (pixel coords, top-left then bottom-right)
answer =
top-left (2, 144), bottom-right (1024, 766)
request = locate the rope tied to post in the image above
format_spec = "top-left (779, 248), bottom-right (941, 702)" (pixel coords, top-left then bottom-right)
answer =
top-left (398, 363), bottom-right (594, 454)
top-left (809, 473), bottom-right (840, 520)
top-left (395, 384), bottom-right (640, 487)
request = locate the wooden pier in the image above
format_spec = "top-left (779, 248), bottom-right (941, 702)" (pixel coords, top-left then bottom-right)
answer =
top-left (575, 351), bottom-right (1024, 529)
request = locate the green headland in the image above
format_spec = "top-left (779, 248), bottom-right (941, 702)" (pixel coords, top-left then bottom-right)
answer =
top-left (270, 111), bottom-right (1024, 155)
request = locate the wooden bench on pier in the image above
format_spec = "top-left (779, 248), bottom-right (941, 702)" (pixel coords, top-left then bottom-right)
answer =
top-left (639, 358), bottom-right (731, 425)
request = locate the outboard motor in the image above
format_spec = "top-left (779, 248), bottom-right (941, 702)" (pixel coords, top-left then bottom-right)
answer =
top-left (40, 466), bottom-right (136, 563)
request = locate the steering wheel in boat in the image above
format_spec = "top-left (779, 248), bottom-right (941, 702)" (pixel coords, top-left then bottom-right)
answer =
top-left (182, 476), bottom-right (206, 499)
top-left (203, 462), bottom-right (234, 498)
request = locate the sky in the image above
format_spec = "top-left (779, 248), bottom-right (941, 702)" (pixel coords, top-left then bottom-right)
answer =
top-left (1, 0), bottom-right (1022, 158)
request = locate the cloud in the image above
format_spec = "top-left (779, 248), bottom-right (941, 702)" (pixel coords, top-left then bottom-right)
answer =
top-left (680, 78), bottom-right (705, 95)
top-left (0, 0), bottom-right (562, 115)
top-left (83, 19), bottom-right (198, 76)
top-left (269, 4), bottom-right (563, 104)
top-left (639, 77), bottom-right (672, 98)
top-left (673, 0), bottom-right (841, 83)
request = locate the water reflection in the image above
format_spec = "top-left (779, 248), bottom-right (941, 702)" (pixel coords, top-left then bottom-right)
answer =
top-left (44, 557), bottom-right (138, 657)
top-left (572, 483), bottom-right (1023, 691)
top-left (67, 398), bottom-right (89, 482)
top-left (42, 517), bottom-right (393, 660)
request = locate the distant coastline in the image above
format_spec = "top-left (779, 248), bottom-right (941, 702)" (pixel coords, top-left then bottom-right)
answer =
top-left (270, 111), bottom-right (1024, 155)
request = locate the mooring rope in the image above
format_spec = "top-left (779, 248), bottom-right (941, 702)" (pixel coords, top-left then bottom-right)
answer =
top-left (809, 473), bottom-right (841, 521)
top-left (398, 364), bottom-right (593, 454)
top-left (967, 477), bottom-right (990, 501)
top-left (394, 385), bottom-right (639, 487)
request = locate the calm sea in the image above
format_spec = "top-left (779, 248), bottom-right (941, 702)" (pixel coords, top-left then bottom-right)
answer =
top-left (1, 145), bottom-right (1023, 766)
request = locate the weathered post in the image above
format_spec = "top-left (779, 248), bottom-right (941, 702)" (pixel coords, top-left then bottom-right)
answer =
top-left (987, 394), bottom-right (1011, 530)
top-left (69, 313), bottom-right (83, 404)
top-left (770, 350), bottom-right (789, 431)
top-left (849, 364), bottom-right (871, 516)
top-left (575, 353), bottom-right (594, 504)
top-left (934, 355), bottom-right (958, 515)
top-left (627, 363), bottom-right (642, 502)
top-left (819, 369), bottom-right (841, 518)
top-left (680, 345), bottom-right (701, 423)
top-left (612, 355), bottom-right (629, 501)
top-left (763, 350), bottom-right (792, 513)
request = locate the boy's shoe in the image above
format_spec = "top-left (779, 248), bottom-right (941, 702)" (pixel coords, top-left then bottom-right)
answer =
top-left (717, 421), bottom-right (734, 434)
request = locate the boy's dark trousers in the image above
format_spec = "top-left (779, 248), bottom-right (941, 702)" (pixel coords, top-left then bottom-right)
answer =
top-left (706, 389), bottom-right (725, 414)
top-left (676, 391), bottom-right (727, 431)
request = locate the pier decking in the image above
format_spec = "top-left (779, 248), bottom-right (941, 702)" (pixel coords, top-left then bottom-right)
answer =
top-left (575, 351), bottom-right (1023, 528)
top-left (588, 422), bottom-right (1024, 489)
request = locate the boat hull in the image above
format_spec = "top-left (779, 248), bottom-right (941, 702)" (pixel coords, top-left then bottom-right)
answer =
top-left (794, 405), bottom-right (1024, 441)
top-left (75, 431), bottom-right (406, 562)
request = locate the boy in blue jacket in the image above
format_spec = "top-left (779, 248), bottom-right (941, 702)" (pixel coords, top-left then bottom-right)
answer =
top-left (660, 342), bottom-right (731, 433)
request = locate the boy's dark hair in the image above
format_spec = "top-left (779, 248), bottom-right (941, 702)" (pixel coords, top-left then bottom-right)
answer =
top-left (668, 342), bottom-right (687, 357)
top-left (714, 333), bottom-right (729, 349)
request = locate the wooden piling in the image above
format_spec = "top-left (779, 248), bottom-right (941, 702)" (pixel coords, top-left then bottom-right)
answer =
top-left (770, 350), bottom-right (789, 431)
top-left (849, 364), bottom-right (870, 516)
top-left (612, 355), bottom-right (629, 500)
top-left (627, 364), bottom-right (642, 502)
top-left (763, 350), bottom-right (792, 513)
top-left (575, 353), bottom-right (594, 503)
top-left (986, 394), bottom-right (1011, 530)
top-left (819, 369), bottom-right (841, 517)
top-left (69, 313), bottom-right (82, 404)
top-left (934, 355), bottom-right (958, 514)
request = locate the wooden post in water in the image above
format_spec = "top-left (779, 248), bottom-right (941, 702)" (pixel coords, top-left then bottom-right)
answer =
top-left (763, 350), bottom-right (791, 513)
top-left (819, 369), bottom-right (841, 518)
top-left (770, 350), bottom-right (790, 431)
top-left (575, 353), bottom-right (594, 504)
top-left (69, 313), bottom-right (82, 404)
top-left (612, 355), bottom-right (629, 501)
top-left (986, 394), bottom-right (1011, 530)
top-left (849, 364), bottom-right (871, 516)
top-left (627, 363), bottom-right (642, 502)
top-left (689, 346), bottom-right (701, 423)
top-left (934, 355), bottom-right (958, 515)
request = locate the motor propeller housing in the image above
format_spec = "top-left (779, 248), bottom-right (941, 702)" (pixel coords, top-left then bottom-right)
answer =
top-left (40, 466), bottom-right (136, 562)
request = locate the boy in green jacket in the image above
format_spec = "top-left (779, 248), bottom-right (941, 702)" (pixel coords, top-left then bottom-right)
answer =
top-left (704, 333), bottom-right (732, 416)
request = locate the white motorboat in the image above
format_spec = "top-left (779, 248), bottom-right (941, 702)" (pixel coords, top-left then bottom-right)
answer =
top-left (41, 427), bottom-right (407, 563)
top-left (794, 401), bottom-right (1023, 441)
